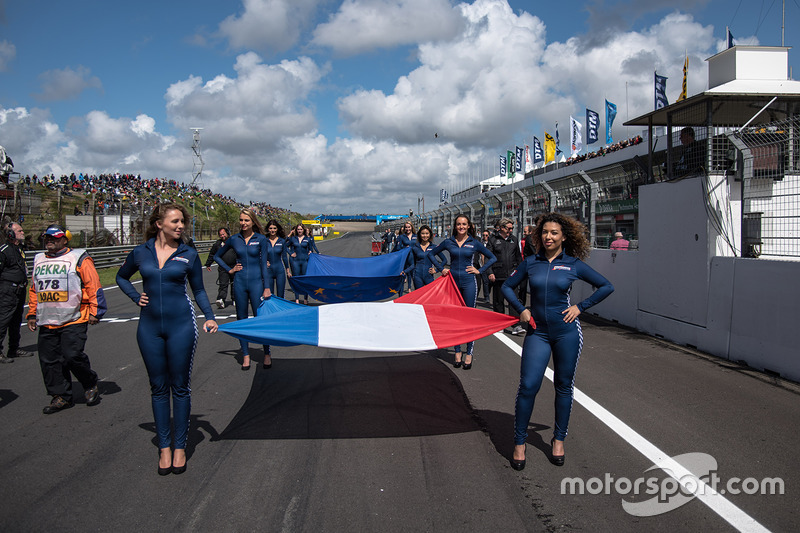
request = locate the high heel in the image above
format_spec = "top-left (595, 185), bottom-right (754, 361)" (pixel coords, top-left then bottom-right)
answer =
top-left (158, 450), bottom-right (172, 476)
top-left (462, 354), bottom-right (473, 370)
top-left (172, 452), bottom-right (187, 475)
top-left (453, 352), bottom-right (462, 368)
top-left (550, 438), bottom-right (565, 466)
top-left (510, 445), bottom-right (526, 470)
top-left (241, 355), bottom-right (251, 371)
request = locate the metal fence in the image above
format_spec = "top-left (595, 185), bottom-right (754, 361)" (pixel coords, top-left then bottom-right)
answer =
top-left (726, 114), bottom-right (800, 258)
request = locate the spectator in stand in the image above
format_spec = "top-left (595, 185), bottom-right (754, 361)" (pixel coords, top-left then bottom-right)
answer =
top-left (610, 232), bottom-right (630, 250)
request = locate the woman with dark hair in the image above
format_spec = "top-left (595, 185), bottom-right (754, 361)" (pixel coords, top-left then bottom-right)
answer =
top-left (214, 209), bottom-right (269, 370)
top-left (430, 215), bottom-right (496, 369)
top-left (264, 219), bottom-right (289, 298)
top-left (501, 212), bottom-right (613, 471)
top-left (286, 223), bottom-right (319, 304)
top-left (403, 225), bottom-right (445, 290)
top-left (116, 203), bottom-right (218, 476)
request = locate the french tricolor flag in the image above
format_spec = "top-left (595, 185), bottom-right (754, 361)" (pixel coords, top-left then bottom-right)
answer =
top-left (219, 275), bottom-right (519, 352)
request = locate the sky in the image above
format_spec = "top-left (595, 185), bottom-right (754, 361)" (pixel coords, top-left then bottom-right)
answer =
top-left (0, 0), bottom-right (797, 215)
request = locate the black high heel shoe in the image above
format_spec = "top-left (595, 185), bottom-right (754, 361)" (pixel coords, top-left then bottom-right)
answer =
top-left (158, 451), bottom-right (171, 476)
top-left (462, 354), bottom-right (473, 370)
top-left (453, 353), bottom-right (462, 368)
top-left (172, 453), bottom-right (187, 475)
top-left (550, 438), bottom-right (565, 466)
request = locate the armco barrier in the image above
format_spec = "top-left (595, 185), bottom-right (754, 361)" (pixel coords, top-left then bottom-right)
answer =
top-left (24, 241), bottom-right (215, 272)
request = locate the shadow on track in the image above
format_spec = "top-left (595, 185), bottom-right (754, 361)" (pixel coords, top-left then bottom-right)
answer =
top-left (215, 352), bottom-right (482, 440)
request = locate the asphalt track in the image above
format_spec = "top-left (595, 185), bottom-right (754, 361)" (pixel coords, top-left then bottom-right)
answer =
top-left (0, 227), bottom-right (797, 532)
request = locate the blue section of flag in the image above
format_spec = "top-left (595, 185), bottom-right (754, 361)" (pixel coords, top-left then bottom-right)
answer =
top-left (586, 108), bottom-right (599, 145)
top-left (499, 155), bottom-right (507, 177)
top-left (515, 146), bottom-right (524, 173)
top-left (221, 298), bottom-right (320, 347)
top-left (727, 28), bottom-right (735, 49)
top-left (288, 249), bottom-right (410, 302)
top-left (605, 100), bottom-right (617, 144)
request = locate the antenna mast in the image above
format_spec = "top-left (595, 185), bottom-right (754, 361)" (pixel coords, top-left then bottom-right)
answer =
top-left (190, 127), bottom-right (204, 187)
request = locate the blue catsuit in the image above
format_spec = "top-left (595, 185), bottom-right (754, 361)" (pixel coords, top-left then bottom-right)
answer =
top-left (501, 251), bottom-right (613, 444)
top-left (393, 233), bottom-right (416, 292)
top-left (116, 239), bottom-right (216, 450)
top-left (287, 236), bottom-right (319, 299)
top-left (403, 242), bottom-right (446, 290)
top-left (214, 232), bottom-right (269, 355)
top-left (430, 235), bottom-right (496, 355)
top-left (265, 237), bottom-right (289, 298)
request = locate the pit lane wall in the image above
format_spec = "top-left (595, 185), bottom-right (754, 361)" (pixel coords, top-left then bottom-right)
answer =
top-left (572, 177), bottom-right (800, 382)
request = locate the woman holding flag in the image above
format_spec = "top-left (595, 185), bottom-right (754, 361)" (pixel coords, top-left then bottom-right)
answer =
top-left (430, 215), bottom-right (496, 369)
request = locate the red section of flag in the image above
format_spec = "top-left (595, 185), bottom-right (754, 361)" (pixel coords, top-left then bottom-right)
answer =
top-left (422, 304), bottom-right (517, 349)
top-left (395, 273), bottom-right (465, 306)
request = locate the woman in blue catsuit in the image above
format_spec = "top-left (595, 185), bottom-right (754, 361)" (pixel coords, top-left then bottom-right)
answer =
top-left (402, 225), bottom-right (445, 290)
top-left (214, 209), bottom-right (270, 371)
top-left (393, 222), bottom-right (416, 294)
top-left (430, 215), bottom-right (496, 369)
top-left (501, 212), bottom-right (613, 471)
top-left (116, 203), bottom-right (218, 476)
top-left (286, 223), bottom-right (318, 304)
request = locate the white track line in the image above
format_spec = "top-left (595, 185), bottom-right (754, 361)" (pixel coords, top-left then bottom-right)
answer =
top-left (493, 332), bottom-right (769, 533)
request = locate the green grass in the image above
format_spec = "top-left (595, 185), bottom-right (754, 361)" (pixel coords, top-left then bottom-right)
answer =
top-left (98, 266), bottom-right (139, 288)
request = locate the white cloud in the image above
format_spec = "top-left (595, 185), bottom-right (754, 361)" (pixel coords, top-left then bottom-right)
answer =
top-left (217, 0), bottom-right (322, 54)
top-left (311, 0), bottom-right (464, 56)
top-left (337, 2), bottom-right (719, 150)
top-left (165, 52), bottom-right (329, 155)
top-left (33, 66), bottom-right (103, 102)
top-left (0, 40), bottom-right (16, 71)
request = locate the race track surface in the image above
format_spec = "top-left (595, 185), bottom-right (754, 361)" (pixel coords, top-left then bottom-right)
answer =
top-left (0, 230), bottom-right (797, 532)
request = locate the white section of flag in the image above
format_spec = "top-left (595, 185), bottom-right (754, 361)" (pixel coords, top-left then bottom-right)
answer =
top-left (318, 302), bottom-right (437, 352)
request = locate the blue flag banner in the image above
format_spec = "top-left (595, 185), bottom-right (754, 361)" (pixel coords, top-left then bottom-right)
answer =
top-left (605, 100), bottom-right (617, 144)
top-left (499, 155), bottom-right (507, 177)
top-left (586, 108), bottom-right (599, 145)
top-left (440, 188), bottom-right (447, 203)
top-left (727, 27), bottom-right (735, 49)
top-left (515, 146), bottom-right (524, 173)
top-left (532, 137), bottom-right (544, 164)
top-left (287, 249), bottom-right (411, 303)
top-left (555, 123), bottom-right (563, 155)
top-left (655, 72), bottom-right (669, 110)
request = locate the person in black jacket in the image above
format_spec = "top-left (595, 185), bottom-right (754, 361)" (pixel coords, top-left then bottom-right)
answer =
top-left (0, 222), bottom-right (34, 363)
top-left (487, 218), bottom-right (524, 335)
top-left (205, 227), bottom-right (235, 308)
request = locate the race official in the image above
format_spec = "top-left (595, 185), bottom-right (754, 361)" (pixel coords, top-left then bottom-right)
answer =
top-left (205, 227), bottom-right (235, 308)
top-left (0, 222), bottom-right (34, 363)
top-left (27, 225), bottom-right (106, 414)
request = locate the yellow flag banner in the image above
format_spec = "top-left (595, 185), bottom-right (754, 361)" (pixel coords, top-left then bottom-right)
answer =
top-left (677, 55), bottom-right (688, 102)
top-left (544, 132), bottom-right (556, 163)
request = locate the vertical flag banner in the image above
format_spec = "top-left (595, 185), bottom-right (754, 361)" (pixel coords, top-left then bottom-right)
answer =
top-left (499, 155), bottom-right (507, 178)
top-left (586, 108), bottom-right (599, 145)
top-left (524, 145), bottom-right (533, 172)
top-left (440, 189), bottom-right (447, 203)
top-left (533, 137), bottom-right (544, 164)
top-left (507, 150), bottom-right (515, 177)
top-left (677, 55), bottom-right (688, 102)
top-left (727, 27), bottom-right (736, 49)
top-left (544, 132), bottom-right (556, 163)
top-left (654, 71), bottom-right (669, 110)
top-left (569, 116), bottom-right (582, 156)
top-left (605, 100), bottom-right (617, 144)
top-left (515, 146), bottom-right (524, 173)
top-left (555, 123), bottom-right (563, 155)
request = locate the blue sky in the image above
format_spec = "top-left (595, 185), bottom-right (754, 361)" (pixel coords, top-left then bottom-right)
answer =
top-left (0, 0), bottom-right (797, 214)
